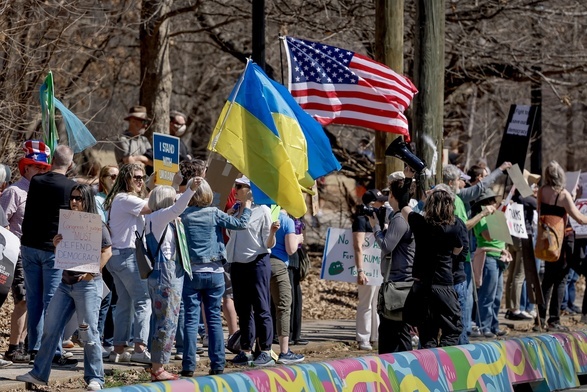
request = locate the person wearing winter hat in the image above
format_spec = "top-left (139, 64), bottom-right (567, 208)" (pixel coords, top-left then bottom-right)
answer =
top-left (115, 105), bottom-right (152, 172)
top-left (1, 141), bottom-right (51, 364)
top-left (352, 188), bottom-right (387, 351)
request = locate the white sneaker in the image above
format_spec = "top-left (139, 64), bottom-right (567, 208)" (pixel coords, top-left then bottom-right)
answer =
top-left (87, 380), bottom-right (102, 391)
top-left (0, 359), bottom-right (12, 368)
top-left (174, 353), bottom-right (183, 360)
top-left (102, 346), bottom-right (114, 358)
top-left (196, 354), bottom-right (200, 362)
top-left (108, 351), bottom-right (131, 363)
top-left (130, 349), bottom-right (151, 364)
top-left (62, 351), bottom-right (74, 359)
top-left (358, 343), bottom-right (373, 351)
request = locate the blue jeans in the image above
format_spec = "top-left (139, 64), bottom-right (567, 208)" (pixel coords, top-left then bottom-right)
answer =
top-left (477, 256), bottom-right (504, 334)
top-left (21, 246), bottom-right (63, 354)
top-left (454, 281), bottom-right (468, 345)
top-left (175, 300), bottom-right (185, 354)
top-left (31, 278), bottom-right (104, 386)
top-left (182, 271), bottom-right (225, 372)
top-left (463, 262), bottom-right (474, 334)
top-left (107, 248), bottom-right (151, 346)
top-left (562, 269), bottom-right (579, 310)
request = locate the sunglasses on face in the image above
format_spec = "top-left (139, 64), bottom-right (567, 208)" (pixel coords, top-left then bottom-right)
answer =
top-left (103, 174), bottom-right (117, 180)
top-left (234, 184), bottom-right (249, 190)
top-left (70, 196), bottom-right (83, 202)
top-left (133, 175), bottom-right (146, 182)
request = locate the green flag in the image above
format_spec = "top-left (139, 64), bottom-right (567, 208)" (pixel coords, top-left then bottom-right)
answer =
top-left (174, 219), bottom-right (192, 279)
top-left (39, 72), bottom-right (57, 161)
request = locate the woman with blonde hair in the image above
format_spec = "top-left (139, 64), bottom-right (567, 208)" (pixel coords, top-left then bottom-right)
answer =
top-left (179, 179), bottom-right (252, 377)
top-left (535, 161), bottom-right (587, 331)
top-left (145, 177), bottom-right (201, 381)
top-left (103, 163), bottom-right (152, 363)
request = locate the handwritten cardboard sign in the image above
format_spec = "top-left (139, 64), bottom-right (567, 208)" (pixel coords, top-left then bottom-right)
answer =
top-left (570, 199), bottom-right (587, 239)
top-left (0, 226), bottom-right (20, 297)
top-left (505, 203), bottom-right (528, 239)
top-left (55, 210), bottom-right (103, 273)
top-left (320, 228), bottom-right (382, 286)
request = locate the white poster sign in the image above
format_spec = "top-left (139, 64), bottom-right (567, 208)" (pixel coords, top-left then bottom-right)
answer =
top-left (505, 203), bottom-right (528, 239)
top-left (55, 210), bottom-right (103, 273)
top-left (570, 199), bottom-right (587, 239)
top-left (320, 228), bottom-right (382, 286)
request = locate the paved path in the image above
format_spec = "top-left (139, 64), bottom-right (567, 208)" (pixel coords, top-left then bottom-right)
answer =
top-left (0, 312), bottom-right (584, 391)
top-left (0, 319), bottom-right (356, 391)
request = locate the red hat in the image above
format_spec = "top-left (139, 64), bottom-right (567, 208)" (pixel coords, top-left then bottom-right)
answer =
top-left (18, 140), bottom-right (52, 176)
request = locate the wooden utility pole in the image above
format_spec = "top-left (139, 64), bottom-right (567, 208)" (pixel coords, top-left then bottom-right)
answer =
top-left (413, 0), bottom-right (445, 186)
top-left (374, 0), bottom-right (405, 190)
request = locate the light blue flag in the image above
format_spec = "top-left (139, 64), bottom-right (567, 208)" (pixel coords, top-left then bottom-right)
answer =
top-left (54, 98), bottom-right (97, 153)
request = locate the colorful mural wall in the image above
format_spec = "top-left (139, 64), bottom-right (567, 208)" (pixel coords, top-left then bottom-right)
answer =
top-left (106, 331), bottom-right (587, 392)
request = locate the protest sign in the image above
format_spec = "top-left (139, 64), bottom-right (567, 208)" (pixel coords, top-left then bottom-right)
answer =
top-left (565, 171), bottom-right (581, 197)
top-left (570, 198), bottom-right (587, 239)
top-left (486, 210), bottom-right (514, 245)
top-left (507, 164), bottom-right (533, 198)
top-left (495, 105), bottom-right (539, 171)
top-left (0, 226), bottom-right (20, 298)
top-left (505, 203), bottom-right (528, 239)
top-left (206, 155), bottom-right (239, 208)
top-left (153, 133), bottom-right (180, 186)
top-left (320, 228), bottom-right (382, 286)
top-left (55, 210), bottom-right (102, 273)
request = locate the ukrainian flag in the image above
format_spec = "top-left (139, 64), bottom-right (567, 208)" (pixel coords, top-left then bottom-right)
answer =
top-left (209, 61), bottom-right (310, 217)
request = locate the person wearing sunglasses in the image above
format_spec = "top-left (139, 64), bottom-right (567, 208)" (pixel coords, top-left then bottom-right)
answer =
top-left (17, 184), bottom-right (112, 390)
top-left (91, 164), bottom-right (119, 360)
top-left (95, 166), bottom-right (119, 224)
top-left (103, 163), bottom-right (152, 364)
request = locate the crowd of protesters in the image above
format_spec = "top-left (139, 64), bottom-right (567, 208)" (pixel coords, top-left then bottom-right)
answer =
top-left (3, 105), bottom-right (587, 389)
top-left (354, 149), bottom-right (587, 355)
top-left (1, 106), bottom-right (307, 390)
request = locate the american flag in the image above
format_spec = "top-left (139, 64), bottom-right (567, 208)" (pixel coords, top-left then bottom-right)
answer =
top-left (283, 36), bottom-right (418, 140)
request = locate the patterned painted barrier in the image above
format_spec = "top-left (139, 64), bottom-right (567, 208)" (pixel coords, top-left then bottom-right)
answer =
top-left (106, 331), bottom-right (587, 392)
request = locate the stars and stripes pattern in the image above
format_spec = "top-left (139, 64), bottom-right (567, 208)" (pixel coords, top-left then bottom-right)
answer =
top-left (283, 36), bottom-right (418, 140)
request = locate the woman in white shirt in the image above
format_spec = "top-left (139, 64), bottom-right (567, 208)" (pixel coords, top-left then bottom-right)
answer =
top-left (103, 163), bottom-right (152, 364)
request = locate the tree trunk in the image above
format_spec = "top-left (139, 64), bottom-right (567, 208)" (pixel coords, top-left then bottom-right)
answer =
top-left (140, 0), bottom-right (173, 139)
top-left (413, 0), bottom-right (445, 186)
top-left (374, 0), bottom-right (405, 190)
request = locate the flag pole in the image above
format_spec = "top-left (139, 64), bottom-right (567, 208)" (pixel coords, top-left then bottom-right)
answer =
top-left (209, 59), bottom-right (251, 151)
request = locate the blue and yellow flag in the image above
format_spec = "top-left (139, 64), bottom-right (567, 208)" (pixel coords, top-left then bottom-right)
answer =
top-left (209, 61), bottom-right (340, 218)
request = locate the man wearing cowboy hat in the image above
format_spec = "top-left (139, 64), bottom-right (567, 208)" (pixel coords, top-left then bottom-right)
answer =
top-left (115, 105), bottom-right (152, 171)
